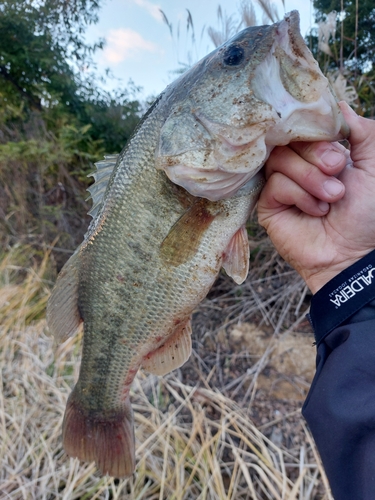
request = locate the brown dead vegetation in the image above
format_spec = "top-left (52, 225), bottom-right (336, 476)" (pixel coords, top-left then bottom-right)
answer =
top-left (0, 228), bottom-right (333, 499)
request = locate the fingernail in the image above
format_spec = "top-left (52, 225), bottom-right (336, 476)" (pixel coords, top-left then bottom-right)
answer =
top-left (321, 149), bottom-right (344, 168)
top-left (323, 178), bottom-right (344, 196)
top-left (318, 201), bottom-right (329, 212)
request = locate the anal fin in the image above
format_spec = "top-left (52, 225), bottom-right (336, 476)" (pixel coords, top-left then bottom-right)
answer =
top-left (222, 225), bottom-right (250, 285)
top-left (142, 320), bottom-right (192, 376)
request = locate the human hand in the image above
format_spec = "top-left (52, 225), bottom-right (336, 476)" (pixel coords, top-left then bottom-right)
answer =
top-left (258, 102), bottom-right (375, 293)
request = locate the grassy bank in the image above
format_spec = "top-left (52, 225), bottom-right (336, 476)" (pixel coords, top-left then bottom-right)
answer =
top-left (0, 242), bottom-right (332, 499)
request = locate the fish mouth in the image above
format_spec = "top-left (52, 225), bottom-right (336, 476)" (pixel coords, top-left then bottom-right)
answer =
top-left (251, 12), bottom-right (349, 144)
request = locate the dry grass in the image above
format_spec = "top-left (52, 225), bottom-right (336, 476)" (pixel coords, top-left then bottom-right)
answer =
top-left (0, 246), bottom-right (53, 333)
top-left (0, 244), bottom-right (333, 499)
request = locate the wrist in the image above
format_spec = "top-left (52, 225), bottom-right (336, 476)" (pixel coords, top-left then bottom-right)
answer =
top-left (308, 249), bottom-right (375, 345)
top-left (302, 254), bottom-right (375, 294)
top-left (304, 268), bottom-right (352, 294)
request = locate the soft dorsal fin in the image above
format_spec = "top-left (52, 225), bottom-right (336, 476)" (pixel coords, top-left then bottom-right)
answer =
top-left (87, 155), bottom-right (118, 219)
top-left (142, 319), bottom-right (192, 376)
top-left (222, 225), bottom-right (250, 284)
top-left (46, 250), bottom-right (82, 343)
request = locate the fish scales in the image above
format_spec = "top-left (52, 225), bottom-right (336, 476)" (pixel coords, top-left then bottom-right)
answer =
top-left (47, 11), bottom-right (349, 478)
top-left (76, 111), bottom-right (190, 403)
top-left (76, 109), bottom-right (203, 404)
top-left (56, 105), bottom-right (262, 477)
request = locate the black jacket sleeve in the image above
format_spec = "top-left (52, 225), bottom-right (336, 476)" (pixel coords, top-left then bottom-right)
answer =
top-left (302, 250), bottom-right (375, 500)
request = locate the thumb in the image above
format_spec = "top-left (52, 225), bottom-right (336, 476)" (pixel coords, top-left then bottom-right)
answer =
top-left (339, 101), bottom-right (375, 167)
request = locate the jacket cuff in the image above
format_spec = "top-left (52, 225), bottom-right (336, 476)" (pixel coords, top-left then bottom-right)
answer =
top-left (308, 249), bottom-right (375, 346)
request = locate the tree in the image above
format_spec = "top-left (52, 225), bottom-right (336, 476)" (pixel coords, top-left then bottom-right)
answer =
top-left (313, 0), bottom-right (375, 73)
top-left (0, 0), bottom-right (144, 261)
top-left (310, 0), bottom-right (375, 116)
top-left (0, 0), bottom-right (102, 113)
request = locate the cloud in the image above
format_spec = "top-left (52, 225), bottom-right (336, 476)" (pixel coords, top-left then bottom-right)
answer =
top-left (132, 0), bottom-right (163, 22)
top-left (102, 28), bottom-right (160, 64)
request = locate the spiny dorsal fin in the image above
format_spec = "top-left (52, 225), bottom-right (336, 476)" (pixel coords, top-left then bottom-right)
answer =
top-left (87, 154), bottom-right (118, 219)
top-left (46, 250), bottom-right (82, 343)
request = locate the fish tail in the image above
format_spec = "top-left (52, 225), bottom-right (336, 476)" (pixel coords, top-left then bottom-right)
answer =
top-left (62, 393), bottom-right (135, 478)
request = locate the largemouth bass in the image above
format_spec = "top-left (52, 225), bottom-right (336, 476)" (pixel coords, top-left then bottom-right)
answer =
top-left (47, 11), bottom-right (348, 478)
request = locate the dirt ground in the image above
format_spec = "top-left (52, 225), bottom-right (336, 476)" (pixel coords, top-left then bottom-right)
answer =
top-left (185, 315), bottom-right (317, 449)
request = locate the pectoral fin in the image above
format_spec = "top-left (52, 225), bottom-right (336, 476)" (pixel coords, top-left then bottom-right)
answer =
top-left (142, 320), bottom-right (192, 376)
top-left (160, 199), bottom-right (220, 266)
top-left (222, 225), bottom-right (250, 284)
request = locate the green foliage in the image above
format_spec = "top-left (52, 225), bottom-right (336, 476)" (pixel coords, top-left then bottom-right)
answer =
top-left (0, 0), bottom-right (143, 268)
top-left (78, 86), bottom-right (144, 155)
top-left (309, 0), bottom-right (375, 116)
top-left (0, 0), bottom-right (143, 136)
top-left (0, 123), bottom-right (91, 263)
top-left (0, 0), bottom-right (102, 112)
top-left (313, 0), bottom-right (375, 72)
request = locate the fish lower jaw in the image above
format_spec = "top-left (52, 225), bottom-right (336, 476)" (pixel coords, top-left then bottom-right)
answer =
top-left (265, 102), bottom-right (347, 145)
top-left (160, 121), bottom-right (270, 200)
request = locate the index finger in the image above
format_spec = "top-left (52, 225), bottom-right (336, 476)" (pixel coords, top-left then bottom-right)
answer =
top-left (289, 141), bottom-right (350, 175)
top-left (265, 143), bottom-right (346, 203)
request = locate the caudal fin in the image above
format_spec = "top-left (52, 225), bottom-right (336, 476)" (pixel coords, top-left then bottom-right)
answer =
top-left (62, 395), bottom-right (135, 478)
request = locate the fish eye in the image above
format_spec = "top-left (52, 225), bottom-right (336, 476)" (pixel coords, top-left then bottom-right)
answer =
top-left (223, 45), bottom-right (245, 66)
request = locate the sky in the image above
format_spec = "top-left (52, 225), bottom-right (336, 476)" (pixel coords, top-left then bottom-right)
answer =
top-left (86, 0), bottom-right (315, 100)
